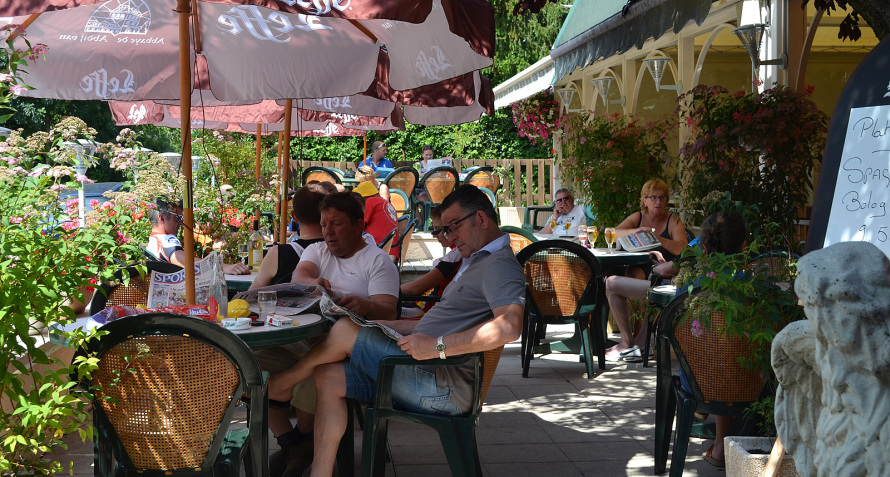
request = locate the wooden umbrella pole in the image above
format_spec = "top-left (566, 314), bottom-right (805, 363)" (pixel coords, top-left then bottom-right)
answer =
top-left (762, 437), bottom-right (786, 477)
top-left (176, 0), bottom-right (195, 304)
top-left (281, 100), bottom-right (293, 242)
top-left (363, 133), bottom-right (367, 162)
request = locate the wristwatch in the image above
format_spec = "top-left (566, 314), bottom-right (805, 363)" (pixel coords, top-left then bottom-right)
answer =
top-left (436, 336), bottom-right (446, 359)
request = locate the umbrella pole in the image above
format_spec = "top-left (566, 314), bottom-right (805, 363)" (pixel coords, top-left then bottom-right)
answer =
top-left (281, 100), bottom-right (292, 242)
top-left (176, 0), bottom-right (195, 304)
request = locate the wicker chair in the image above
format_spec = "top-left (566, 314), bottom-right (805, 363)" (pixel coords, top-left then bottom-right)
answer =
top-left (654, 291), bottom-right (767, 476)
top-left (362, 347), bottom-right (504, 476)
top-left (382, 166), bottom-right (419, 200)
top-left (388, 188), bottom-right (412, 218)
top-left (390, 216), bottom-right (417, 270)
top-left (301, 166), bottom-right (342, 185)
top-left (414, 166), bottom-right (459, 232)
top-left (499, 225), bottom-right (538, 254)
top-left (73, 313), bottom-right (268, 477)
top-left (516, 240), bottom-right (606, 378)
top-left (88, 262), bottom-right (183, 314)
top-left (462, 166), bottom-right (500, 192)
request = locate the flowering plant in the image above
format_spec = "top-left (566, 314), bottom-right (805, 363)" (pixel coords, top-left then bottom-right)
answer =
top-left (676, 84), bottom-right (828, 241)
top-left (559, 113), bottom-right (671, 225)
top-left (1, 115), bottom-right (142, 474)
top-left (510, 88), bottom-right (566, 144)
top-left (1, 23), bottom-right (48, 122)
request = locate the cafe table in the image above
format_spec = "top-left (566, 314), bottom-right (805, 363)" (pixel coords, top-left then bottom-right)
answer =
top-left (226, 272), bottom-right (258, 293)
top-left (529, 235), bottom-right (652, 358)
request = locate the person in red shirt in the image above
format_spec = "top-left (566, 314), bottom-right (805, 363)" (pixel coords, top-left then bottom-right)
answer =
top-left (354, 171), bottom-right (398, 252)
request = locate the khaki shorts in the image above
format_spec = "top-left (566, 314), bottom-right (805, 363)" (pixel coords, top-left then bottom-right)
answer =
top-left (253, 341), bottom-right (318, 414)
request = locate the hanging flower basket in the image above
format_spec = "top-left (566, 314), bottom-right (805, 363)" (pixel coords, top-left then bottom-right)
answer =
top-left (511, 88), bottom-right (566, 145)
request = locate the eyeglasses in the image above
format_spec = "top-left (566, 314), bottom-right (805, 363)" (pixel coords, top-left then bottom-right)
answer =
top-left (646, 195), bottom-right (669, 202)
top-left (441, 211), bottom-right (477, 239)
top-left (555, 197), bottom-right (571, 203)
top-left (430, 227), bottom-right (443, 236)
top-left (173, 214), bottom-right (184, 223)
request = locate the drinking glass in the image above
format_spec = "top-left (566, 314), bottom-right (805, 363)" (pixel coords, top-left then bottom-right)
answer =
top-left (257, 290), bottom-right (277, 322)
top-left (577, 225), bottom-right (588, 247)
top-left (238, 244), bottom-right (249, 265)
top-left (562, 220), bottom-right (572, 235)
top-left (549, 219), bottom-right (557, 232)
top-left (604, 227), bottom-right (617, 254)
top-left (588, 226), bottom-right (599, 248)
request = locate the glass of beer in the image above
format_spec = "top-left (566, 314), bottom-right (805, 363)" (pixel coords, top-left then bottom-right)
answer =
top-left (549, 218), bottom-right (557, 232)
top-left (588, 226), bottom-right (599, 248)
top-left (578, 225), bottom-right (588, 247)
top-left (604, 227), bottom-right (617, 254)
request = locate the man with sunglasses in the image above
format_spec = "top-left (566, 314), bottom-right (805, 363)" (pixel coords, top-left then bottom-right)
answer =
top-left (541, 188), bottom-right (586, 236)
top-left (145, 197), bottom-right (250, 275)
top-left (358, 140), bottom-right (393, 171)
top-left (267, 185), bottom-right (525, 476)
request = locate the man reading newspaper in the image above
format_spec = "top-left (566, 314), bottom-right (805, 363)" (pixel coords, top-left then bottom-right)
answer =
top-left (268, 185), bottom-right (526, 477)
top-left (263, 191), bottom-right (399, 477)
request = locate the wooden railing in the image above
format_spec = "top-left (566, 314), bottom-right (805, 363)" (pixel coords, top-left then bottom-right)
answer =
top-left (294, 158), bottom-right (555, 207)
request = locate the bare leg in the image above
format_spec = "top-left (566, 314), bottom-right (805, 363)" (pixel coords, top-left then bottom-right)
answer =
top-left (605, 275), bottom-right (650, 352)
top-left (268, 318), bottom-right (361, 402)
top-left (711, 415), bottom-right (732, 460)
top-left (309, 363), bottom-right (348, 477)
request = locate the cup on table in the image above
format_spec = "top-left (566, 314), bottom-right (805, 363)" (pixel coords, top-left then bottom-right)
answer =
top-left (577, 225), bottom-right (588, 247)
top-left (257, 290), bottom-right (277, 323)
top-left (238, 244), bottom-right (249, 265)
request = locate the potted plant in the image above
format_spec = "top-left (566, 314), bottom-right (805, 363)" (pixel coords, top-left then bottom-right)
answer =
top-left (510, 87), bottom-right (566, 145)
top-left (675, 84), bottom-right (828, 246)
top-left (558, 113), bottom-right (672, 226)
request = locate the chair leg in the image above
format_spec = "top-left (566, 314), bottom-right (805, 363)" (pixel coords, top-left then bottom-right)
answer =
top-left (361, 408), bottom-right (389, 477)
top-left (522, 318), bottom-right (537, 378)
top-left (654, 336), bottom-right (675, 474)
top-left (589, 306), bottom-right (607, 370)
top-left (668, 396), bottom-right (697, 477)
top-left (578, 318), bottom-right (596, 379)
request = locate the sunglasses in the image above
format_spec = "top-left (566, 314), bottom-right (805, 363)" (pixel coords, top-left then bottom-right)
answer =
top-left (165, 212), bottom-right (184, 223)
top-left (555, 197), bottom-right (571, 203)
top-left (430, 227), bottom-right (444, 236)
top-left (375, 143), bottom-right (386, 150)
top-left (441, 211), bottom-right (477, 239)
top-left (646, 195), bottom-right (669, 202)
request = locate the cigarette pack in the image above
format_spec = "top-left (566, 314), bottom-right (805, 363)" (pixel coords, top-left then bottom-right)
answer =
top-left (266, 314), bottom-right (296, 327)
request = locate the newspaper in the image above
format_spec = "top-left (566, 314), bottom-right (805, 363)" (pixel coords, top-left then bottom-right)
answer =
top-left (616, 230), bottom-right (663, 252)
top-left (233, 284), bottom-right (404, 340)
top-left (147, 253), bottom-right (217, 307)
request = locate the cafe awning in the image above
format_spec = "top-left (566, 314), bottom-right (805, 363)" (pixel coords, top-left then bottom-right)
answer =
top-left (550, 0), bottom-right (716, 83)
top-left (493, 55), bottom-right (554, 110)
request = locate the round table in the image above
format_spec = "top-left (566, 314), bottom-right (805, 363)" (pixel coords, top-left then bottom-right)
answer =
top-left (648, 284), bottom-right (678, 307)
top-left (231, 313), bottom-right (330, 350)
top-left (226, 273), bottom-right (257, 292)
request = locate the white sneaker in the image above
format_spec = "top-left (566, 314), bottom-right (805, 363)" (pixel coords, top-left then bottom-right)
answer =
top-left (619, 346), bottom-right (642, 362)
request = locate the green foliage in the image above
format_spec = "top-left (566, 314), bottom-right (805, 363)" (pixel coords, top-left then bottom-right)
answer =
top-left (676, 85), bottom-right (828, 238)
top-left (488, 0), bottom-right (570, 86)
top-left (0, 116), bottom-right (142, 474)
top-left (559, 113), bottom-right (673, 225)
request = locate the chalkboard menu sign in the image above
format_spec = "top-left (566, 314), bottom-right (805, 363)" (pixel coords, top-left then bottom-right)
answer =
top-left (808, 35), bottom-right (890, 257)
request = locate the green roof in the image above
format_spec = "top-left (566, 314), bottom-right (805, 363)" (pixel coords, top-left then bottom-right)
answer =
top-left (552, 0), bottom-right (626, 50)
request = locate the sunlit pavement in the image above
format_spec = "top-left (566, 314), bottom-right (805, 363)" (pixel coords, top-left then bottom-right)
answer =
top-left (54, 324), bottom-right (728, 477)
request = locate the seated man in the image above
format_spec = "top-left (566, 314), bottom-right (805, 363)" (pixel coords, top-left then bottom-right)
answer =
top-left (540, 188), bottom-right (586, 236)
top-left (266, 192), bottom-right (400, 477)
top-left (145, 197), bottom-right (249, 275)
top-left (358, 140), bottom-right (393, 171)
top-left (400, 204), bottom-right (462, 318)
top-left (268, 185), bottom-right (526, 476)
top-left (249, 184), bottom-right (326, 289)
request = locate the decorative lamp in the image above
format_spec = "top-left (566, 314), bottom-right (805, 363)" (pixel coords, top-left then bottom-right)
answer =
top-left (642, 58), bottom-right (682, 92)
top-left (732, 23), bottom-right (787, 69)
top-left (556, 88), bottom-right (578, 115)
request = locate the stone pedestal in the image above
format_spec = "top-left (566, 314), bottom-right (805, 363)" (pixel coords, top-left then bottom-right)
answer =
top-left (725, 437), bottom-right (801, 477)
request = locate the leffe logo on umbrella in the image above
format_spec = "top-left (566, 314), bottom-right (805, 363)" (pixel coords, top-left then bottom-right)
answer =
top-left (280, 0), bottom-right (352, 16)
top-left (127, 103), bottom-right (148, 123)
top-left (217, 5), bottom-right (330, 42)
top-left (315, 97), bottom-right (352, 111)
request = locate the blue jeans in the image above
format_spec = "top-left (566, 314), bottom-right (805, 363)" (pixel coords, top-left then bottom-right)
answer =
top-left (344, 327), bottom-right (467, 416)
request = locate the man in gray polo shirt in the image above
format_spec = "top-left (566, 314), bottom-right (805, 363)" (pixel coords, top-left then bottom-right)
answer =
top-left (268, 185), bottom-right (526, 476)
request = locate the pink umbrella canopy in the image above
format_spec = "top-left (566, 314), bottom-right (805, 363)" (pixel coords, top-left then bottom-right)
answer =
top-left (2, 0), bottom-right (494, 102)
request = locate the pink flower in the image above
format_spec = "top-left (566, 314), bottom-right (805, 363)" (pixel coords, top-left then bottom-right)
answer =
top-left (89, 199), bottom-right (100, 208)
top-left (61, 221), bottom-right (77, 231)
top-left (9, 84), bottom-right (28, 96)
top-left (10, 217), bottom-right (22, 224)
top-left (691, 319), bottom-right (704, 338)
top-left (706, 271), bottom-right (717, 279)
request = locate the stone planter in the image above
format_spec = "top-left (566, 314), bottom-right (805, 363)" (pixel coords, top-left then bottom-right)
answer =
top-left (725, 437), bottom-right (801, 477)
top-left (498, 206), bottom-right (526, 228)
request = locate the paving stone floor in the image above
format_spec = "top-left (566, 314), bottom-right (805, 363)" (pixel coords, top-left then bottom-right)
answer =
top-left (54, 324), bottom-right (727, 477)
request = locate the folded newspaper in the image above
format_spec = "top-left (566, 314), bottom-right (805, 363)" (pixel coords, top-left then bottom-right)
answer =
top-left (234, 284), bottom-right (403, 340)
top-left (616, 230), bottom-right (662, 252)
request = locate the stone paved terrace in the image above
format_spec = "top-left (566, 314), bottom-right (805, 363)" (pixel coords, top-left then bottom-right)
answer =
top-left (53, 325), bottom-right (727, 477)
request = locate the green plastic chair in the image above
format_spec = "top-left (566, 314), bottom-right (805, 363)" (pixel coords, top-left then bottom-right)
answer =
top-left (499, 225), bottom-right (538, 255)
top-left (654, 291), bottom-right (767, 476)
top-left (362, 347), bottom-right (503, 476)
top-left (73, 313), bottom-right (268, 477)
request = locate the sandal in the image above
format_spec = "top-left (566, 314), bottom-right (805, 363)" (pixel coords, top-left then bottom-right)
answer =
top-left (702, 446), bottom-right (725, 468)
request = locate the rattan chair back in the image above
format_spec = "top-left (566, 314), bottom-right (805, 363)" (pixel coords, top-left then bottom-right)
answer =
top-left (383, 166), bottom-right (419, 197)
top-left (519, 241), bottom-right (598, 318)
top-left (499, 226), bottom-right (538, 255)
top-left (667, 292), bottom-right (765, 404)
top-left (479, 346), bottom-right (504, 409)
top-left (89, 262), bottom-right (183, 314)
top-left (389, 188), bottom-right (411, 217)
top-left (463, 166), bottom-right (500, 191)
top-left (418, 166), bottom-right (459, 205)
top-left (76, 313), bottom-right (267, 476)
top-left (301, 166), bottom-right (342, 185)
top-left (747, 249), bottom-right (800, 281)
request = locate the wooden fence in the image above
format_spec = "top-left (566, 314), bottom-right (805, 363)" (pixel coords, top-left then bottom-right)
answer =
top-left (294, 158), bottom-right (556, 207)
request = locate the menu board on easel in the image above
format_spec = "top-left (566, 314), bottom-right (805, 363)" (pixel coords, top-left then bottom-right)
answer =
top-left (807, 35), bottom-right (890, 258)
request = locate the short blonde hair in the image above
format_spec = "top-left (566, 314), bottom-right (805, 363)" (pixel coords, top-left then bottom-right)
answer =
top-left (355, 165), bottom-right (376, 183)
top-left (639, 179), bottom-right (669, 214)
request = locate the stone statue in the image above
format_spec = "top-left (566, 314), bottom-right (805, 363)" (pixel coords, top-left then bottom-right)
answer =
top-left (772, 241), bottom-right (890, 477)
